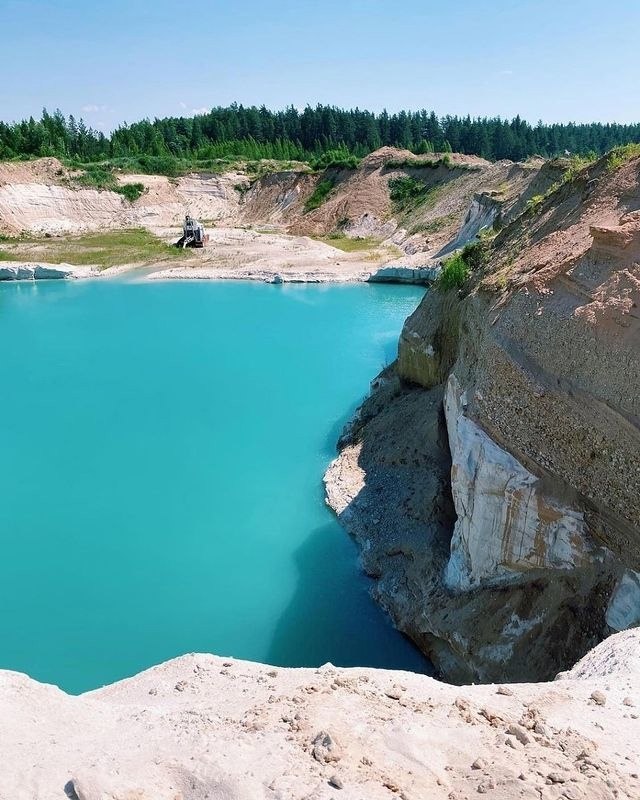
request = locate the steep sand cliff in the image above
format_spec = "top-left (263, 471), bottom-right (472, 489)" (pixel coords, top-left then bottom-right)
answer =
top-left (325, 153), bottom-right (640, 683)
top-left (1, 631), bottom-right (638, 799)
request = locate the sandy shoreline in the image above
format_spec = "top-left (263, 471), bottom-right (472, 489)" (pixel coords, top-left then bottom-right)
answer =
top-left (0, 226), bottom-right (400, 285)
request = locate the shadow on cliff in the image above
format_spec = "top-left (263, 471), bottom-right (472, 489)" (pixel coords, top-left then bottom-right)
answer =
top-left (264, 518), bottom-right (432, 674)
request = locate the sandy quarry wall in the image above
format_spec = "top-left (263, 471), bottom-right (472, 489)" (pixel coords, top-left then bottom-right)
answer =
top-left (0, 159), bottom-right (245, 235)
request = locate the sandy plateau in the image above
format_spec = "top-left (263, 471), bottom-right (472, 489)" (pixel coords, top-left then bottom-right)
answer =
top-left (145, 227), bottom-right (375, 283)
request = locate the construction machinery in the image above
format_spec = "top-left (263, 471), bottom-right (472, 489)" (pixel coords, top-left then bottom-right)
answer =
top-left (175, 215), bottom-right (209, 248)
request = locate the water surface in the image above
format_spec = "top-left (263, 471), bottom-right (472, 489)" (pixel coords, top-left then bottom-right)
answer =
top-left (0, 279), bottom-right (428, 692)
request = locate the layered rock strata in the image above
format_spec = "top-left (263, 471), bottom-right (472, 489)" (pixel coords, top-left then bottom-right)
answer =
top-left (326, 155), bottom-right (640, 683)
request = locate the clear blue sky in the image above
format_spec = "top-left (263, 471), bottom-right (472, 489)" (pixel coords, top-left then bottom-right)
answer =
top-left (2, 0), bottom-right (639, 131)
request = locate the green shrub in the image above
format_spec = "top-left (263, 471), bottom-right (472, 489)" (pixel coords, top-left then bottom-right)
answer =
top-left (74, 165), bottom-right (116, 190)
top-left (460, 239), bottom-right (488, 269)
top-left (606, 143), bottom-right (640, 171)
top-left (385, 156), bottom-right (480, 172)
top-left (310, 149), bottom-right (360, 171)
top-left (304, 178), bottom-right (335, 212)
top-left (437, 253), bottom-right (469, 291)
top-left (435, 239), bottom-right (489, 292)
top-left (72, 165), bottom-right (145, 202)
top-left (526, 193), bottom-right (545, 213)
top-left (114, 182), bottom-right (146, 202)
top-left (388, 176), bottom-right (427, 209)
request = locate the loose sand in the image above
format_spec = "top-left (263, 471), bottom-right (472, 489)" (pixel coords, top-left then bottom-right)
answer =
top-left (1, 630), bottom-right (638, 799)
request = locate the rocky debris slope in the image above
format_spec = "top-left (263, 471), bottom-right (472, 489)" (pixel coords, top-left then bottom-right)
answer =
top-left (1, 630), bottom-right (638, 800)
top-left (326, 154), bottom-right (640, 683)
top-left (242, 149), bottom-right (555, 267)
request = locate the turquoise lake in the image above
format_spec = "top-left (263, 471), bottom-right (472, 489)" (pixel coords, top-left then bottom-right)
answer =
top-left (0, 279), bottom-right (429, 693)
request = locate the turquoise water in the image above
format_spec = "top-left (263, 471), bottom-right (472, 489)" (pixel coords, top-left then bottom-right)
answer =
top-left (0, 279), bottom-right (429, 693)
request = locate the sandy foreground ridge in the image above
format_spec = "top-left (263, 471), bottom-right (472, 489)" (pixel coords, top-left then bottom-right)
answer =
top-left (1, 630), bottom-right (638, 800)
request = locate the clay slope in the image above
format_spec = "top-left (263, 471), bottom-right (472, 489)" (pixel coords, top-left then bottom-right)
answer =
top-left (242, 149), bottom-right (555, 264)
top-left (326, 153), bottom-right (640, 683)
top-left (1, 630), bottom-right (638, 799)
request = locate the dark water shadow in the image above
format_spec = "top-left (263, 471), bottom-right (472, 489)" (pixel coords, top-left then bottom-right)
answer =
top-left (322, 401), bottom-right (364, 455)
top-left (265, 521), bottom-right (433, 674)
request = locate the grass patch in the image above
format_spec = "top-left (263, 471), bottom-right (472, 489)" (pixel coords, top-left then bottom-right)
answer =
top-left (71, 164), bottom-right (146, 202)
top-left (606, 143), bottom-right (640, 171)
top-left (314, 233), bottom-right (379, 252)
top-left (304, 178), bottom-right (335, 212)
top-left (0, 228), bottom-right (186, 270)
top-left (526, 153), bottom-right (597, 215)
top-left (388, 176), bottom-right (445, 212)
top-left (115, 182), bottom-right (146, 202)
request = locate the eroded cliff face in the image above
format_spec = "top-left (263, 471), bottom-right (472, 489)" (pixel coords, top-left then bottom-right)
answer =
top-left (325, 154), bottom-right (640, 683)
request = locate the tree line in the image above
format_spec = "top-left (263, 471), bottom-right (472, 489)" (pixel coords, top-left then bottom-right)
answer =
top-left (2, 104), bottom-right (640, 165)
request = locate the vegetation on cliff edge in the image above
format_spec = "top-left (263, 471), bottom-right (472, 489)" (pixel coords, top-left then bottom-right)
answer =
top-left (5, 106), bottom-right (640, 171)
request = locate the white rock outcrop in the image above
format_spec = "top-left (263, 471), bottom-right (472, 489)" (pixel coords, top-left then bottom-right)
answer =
top-left (443, 374), bottom-right (596, 591)
top-left (368, 265), bottom-right (440, 283)
top-left (606, 569), bottom-right (640, 631)
top-left (0, 262), bottom-right (97, 280)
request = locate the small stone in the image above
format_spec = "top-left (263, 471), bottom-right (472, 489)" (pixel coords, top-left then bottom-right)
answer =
top-left (385, 689), bottom-right (402, 700)
top-left (174, 681), bottom-right (187, 692)
top-left (472, 758), bottom-right (487, 770)
top-left (562, 787), bottom-right (584, 800)
top-left (534, 721), bottom-right (551, 737)
top-left (547, 772), bottom-right (566, 784)
top-left (507, 723), bottom-right (532, 745)
top-left (505, 738), bottom-right (518, 749)
top-left (590, 690), bottom-right (607, 706)
top-left (477, 780), bottom-right (495, 793)
top-left (328, 775), bottom-right (344, 790)
top-left (148, 687), bottom-right (157, 696)
top-left (496, 685), bottom-right (513, 696)
top-left (622, 696), bottom-right (634, 707)
top-left (312, 731), bottom-right (342, 763)
top-left (266, 669), bottom-right (278, 678)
